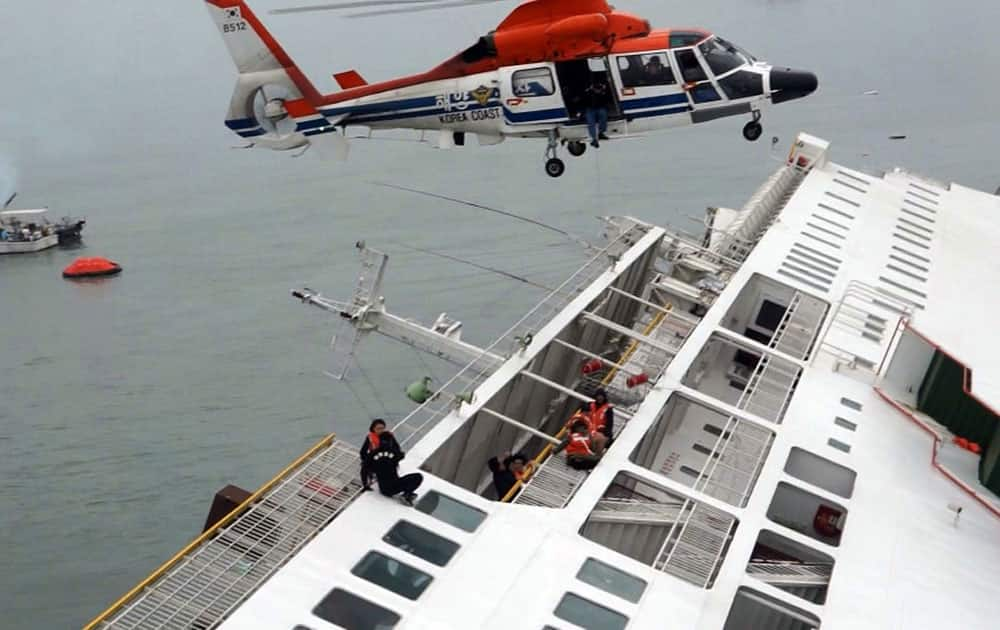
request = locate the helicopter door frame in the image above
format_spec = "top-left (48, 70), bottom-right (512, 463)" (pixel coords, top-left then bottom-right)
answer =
top-left (671, 47), bottom-right (726, 112)
top-left (609, 50), bottom-right (689, 133)
top-left (498, 63), bottom-right (570, 131)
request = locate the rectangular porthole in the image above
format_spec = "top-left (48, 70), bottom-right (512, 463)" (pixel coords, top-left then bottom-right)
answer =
top-left (834, 417), bottom-right (857, 431)
top-left (576, 558), bottom-right (648, 603)
top-left (828, 438), bottom-right (851, 453)
top-left (554, 593), bottom-right (629, 630)
top-left (415, 491), bottom-right (486, 532)
top-left (351, 551), bottom-right (433, 600)
top-left (784, 447), bottom-right (857, 498)
top-left (767, 482), bottom-right (847, 546)
top-left (840, 397), bottom-right (862, 411)
top-left (311, 588), bottom-right (400, 630)
top-left (383, 520), bottom-right (459, 567)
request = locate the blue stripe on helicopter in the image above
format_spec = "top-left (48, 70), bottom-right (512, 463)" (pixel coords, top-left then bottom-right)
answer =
top-left (619, 93), bottom-right (690, 111)
top-left (319, 95), bottom-right (439, 118)
top-left (295, 118), bottom-right (332, 131)
top-left (225, 118), bottom-right (260, 130)
top-left (236, 128), bottom-right (267, 137)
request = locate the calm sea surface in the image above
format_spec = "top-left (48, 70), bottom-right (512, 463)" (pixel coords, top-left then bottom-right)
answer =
top-left (1, 0), bottom-right (998, 626)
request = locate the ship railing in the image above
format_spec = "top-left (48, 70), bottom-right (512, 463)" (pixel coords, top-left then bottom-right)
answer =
top-left (746, 560), bottom-right (833, 587)
top-left (814, 280), bottom-right (915, 372)
top-left (85, 436), bottom-right (362, 630)
top-left (391, 223), bottom-right (649, 448)
top-left (587, 497), bottom-right (686, 525)
top-left (768, 290), bottom-right (830, 361)
top-left (505, 302), bottom-right (693, 505)
top-left (655, 499), bottom-right (738, 588)
top-left (715, 165), bottom-right (805, 262)
top-left (737, 354), bottom-right (802, 424)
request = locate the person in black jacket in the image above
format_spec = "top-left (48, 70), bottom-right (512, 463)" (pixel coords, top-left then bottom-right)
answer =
top-left (368, 430), bottom-right (423, 505)
top-left (487, 452), bottom-right (529, 500)
top-left (583, 73), bottom-right (612, 148)
top-left (359, 419), bottom-right (386, 491)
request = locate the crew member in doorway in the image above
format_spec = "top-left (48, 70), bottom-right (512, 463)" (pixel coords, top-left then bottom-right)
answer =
top-left (583, 73), bottom-right (611, 148)
top-left (488, 452), bottom-right (531, 500)
top-left (554, 419), bottom-right (607, 470)
top-left (586, 388), bottom-right (614, 440)
top-left (359, 418), bottom-right (386, 491)
top-left (368, 429), bottom-right (423, 505)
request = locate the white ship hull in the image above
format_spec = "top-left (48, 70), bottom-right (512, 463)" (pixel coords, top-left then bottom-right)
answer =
top-left (0, 234), bottom-right (58, 254)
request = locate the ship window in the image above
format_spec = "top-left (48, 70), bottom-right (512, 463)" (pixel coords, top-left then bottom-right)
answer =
top-left (577, 558), bottom-right (647, 603)
top-left (554, 593), bottom-right (629, 630)
top-left (351, 551), bottom-right (433, 600)
top-left (719, 71), bottom-right (764, 99)
top-left (617, 53), bottom-right (675, 87)
top-left (785, 447), bottom-right (857, 498)
top-left (674, 49), bottom-right (707, 83)
top-left (383, 520), bottom-right (459, 567)
top-left (415, 491), bottom-right (486, 532)
top-left (699, 38), bottom-right (745, 75)
top-left (311, 588), bottom-right (400, 630)
top-left (512, 68), bottom-right (555, 97)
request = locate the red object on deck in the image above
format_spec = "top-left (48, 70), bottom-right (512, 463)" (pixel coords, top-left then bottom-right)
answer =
top-left (955, 436), bottom-right (970, 449)
top-left (626, 373), bottom-right (649, 388)
top-left (62, 257), bottom-right (122, 278)
top-left (969, 442), bottom-right (982, 454)
top-left (581, 359), bottom-right (603, 374)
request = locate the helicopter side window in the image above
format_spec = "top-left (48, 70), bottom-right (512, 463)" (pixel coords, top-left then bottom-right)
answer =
top-left (616, 53), bottom-right (675, 88)
top-left (512, 68), bottom-right (555, 97)
top-left (669, 31), bottom-right (706, 48)
top-left (698, 38), bottom-right (744, 76)
top-left (675, 49), bottom-right (708, 83)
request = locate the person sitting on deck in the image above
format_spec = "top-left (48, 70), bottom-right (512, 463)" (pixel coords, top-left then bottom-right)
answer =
top-left (554, 419), bottom-right (607, 471)
top-left (367, 429), bottom-right (423, 505)
top-left (585, 388), bottom-right (614, 441)
top-left (487, 452), bottom-right (531, 500)
top-left (359, 418), bottom-right (386, 491)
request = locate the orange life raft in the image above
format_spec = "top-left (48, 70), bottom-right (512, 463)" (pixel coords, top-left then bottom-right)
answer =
top-left (62, 257), bottom-right (122, 278)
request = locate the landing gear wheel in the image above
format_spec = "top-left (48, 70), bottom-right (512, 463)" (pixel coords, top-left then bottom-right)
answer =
top-left (545, 158), bottom-right (566, 178)
top-left (567, 141), bottom-right (587, 157)
top-left (743, 120), bottom-right (763, 142)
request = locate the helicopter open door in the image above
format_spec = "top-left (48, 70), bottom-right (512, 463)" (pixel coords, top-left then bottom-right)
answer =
top-left (498, 63), bottom-right (569, 130)
top-left (610, 50), bottom-right (689, 133)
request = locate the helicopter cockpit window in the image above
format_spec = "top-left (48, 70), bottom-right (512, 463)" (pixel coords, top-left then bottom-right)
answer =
top-left (698, 38), bottom-right (745, 76)
top-left (617, 53), bottom-right (675, 87)
top-left (674, 49), bottom-right (708, 83)
top-left (512, 68), bottom-right (555, 97)
top-left (669, 31), bottom-right (707, 48)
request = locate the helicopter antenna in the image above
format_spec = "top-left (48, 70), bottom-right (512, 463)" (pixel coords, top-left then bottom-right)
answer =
top-left (2, 192), bottom-right (15, 209)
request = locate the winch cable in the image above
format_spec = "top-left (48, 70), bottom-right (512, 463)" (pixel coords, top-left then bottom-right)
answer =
top-left (371, 181), bottom-right (596, 251)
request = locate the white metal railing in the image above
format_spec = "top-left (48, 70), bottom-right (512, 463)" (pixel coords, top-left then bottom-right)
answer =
top-left (738, 354), bottom-right (801, 423)
top-left (588, 497), bottom-right (685, 524)
top-left (391, 223), bottom-right (650, 447)
top-left (513, 455), bottom-right (589, 508)
top-left (655, 500), bottom-right (738, 588)
top-left (747, 560), bottom-right (833, 587)
top-left (769, 291), bottom-right (829, 361)
top-left (815, 280), bottom-right (915, 371)
top-left (94, 440), bottom-right (362, 630)
top-left (714, 165), bottom-right (805, 262)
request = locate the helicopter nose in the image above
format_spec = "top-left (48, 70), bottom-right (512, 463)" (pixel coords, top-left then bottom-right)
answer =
top-left (769, 68), bottom-right (818, 103)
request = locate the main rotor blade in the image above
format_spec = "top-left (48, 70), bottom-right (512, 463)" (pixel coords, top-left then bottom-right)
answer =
top-left (345, 0), bottom-right (503, 18)
top-left (271, 0), bottom-right (449, 15)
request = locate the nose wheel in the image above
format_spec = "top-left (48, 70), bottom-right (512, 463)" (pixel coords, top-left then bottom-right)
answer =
top-left (742, 110), bottom-right (763, 142)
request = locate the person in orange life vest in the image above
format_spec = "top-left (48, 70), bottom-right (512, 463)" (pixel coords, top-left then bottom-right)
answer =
top-left (360, 419), bottom-right (386, 491)
top-left (488, 452), bottom-right (530, 499)
top-left (554, 419), bottom-right (607, 471)
top-left (585, 388), bottom-right (614, 439)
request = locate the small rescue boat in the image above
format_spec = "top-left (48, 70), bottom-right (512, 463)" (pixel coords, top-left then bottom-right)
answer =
top-left (62, 257), bottom-right (122, 279)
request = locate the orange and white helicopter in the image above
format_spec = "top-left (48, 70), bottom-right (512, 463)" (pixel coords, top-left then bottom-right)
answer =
top-left (206, 0), bottom-right (818, 177)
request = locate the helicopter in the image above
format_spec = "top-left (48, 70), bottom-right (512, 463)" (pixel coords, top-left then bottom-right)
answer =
top-left (206, 0), bottom-right (818, 177)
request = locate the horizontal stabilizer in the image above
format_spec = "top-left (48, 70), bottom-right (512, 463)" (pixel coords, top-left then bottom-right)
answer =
top-left (333, 70), bottom-right (368, 89)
